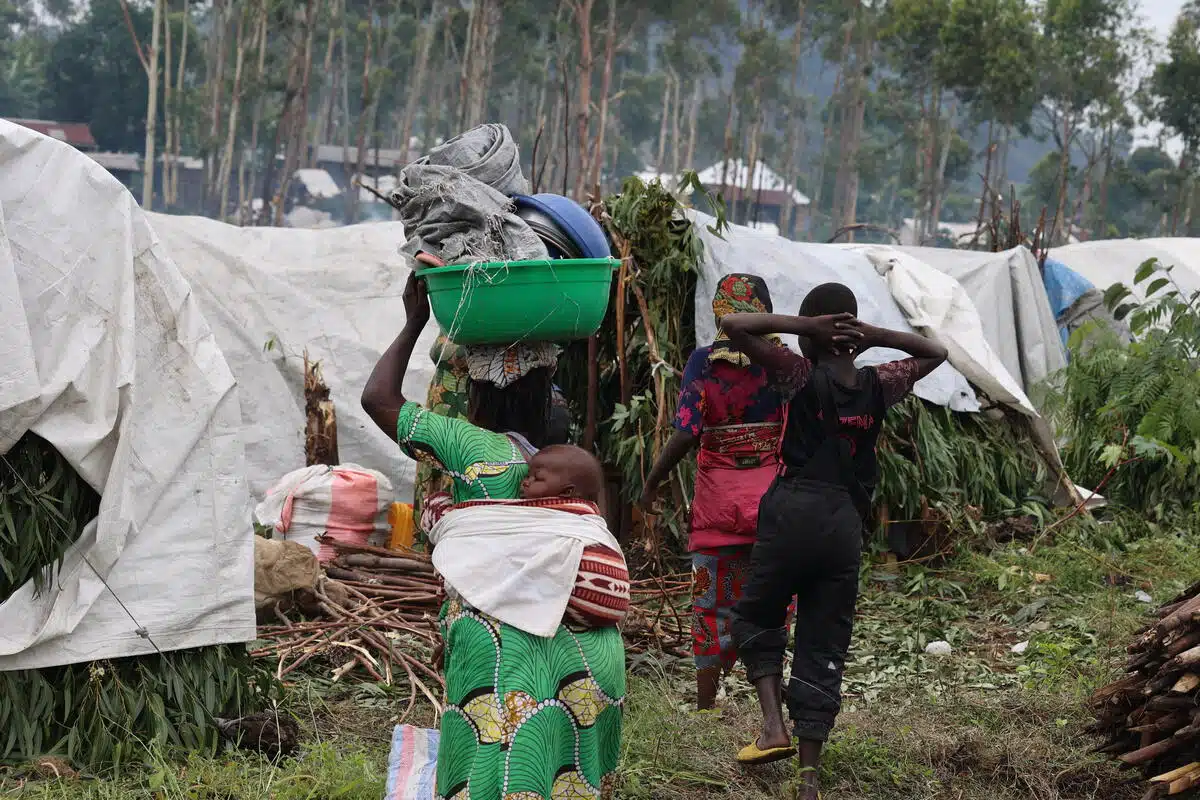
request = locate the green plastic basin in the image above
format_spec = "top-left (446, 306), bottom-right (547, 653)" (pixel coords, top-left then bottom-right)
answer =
top-left (417, 258), bottom-right (618, 345)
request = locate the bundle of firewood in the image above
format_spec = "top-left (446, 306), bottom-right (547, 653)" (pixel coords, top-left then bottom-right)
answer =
top-left (1090, 580), bottom-right (1200, 799)
top-left (253, 537), bottom-right (445, 719)
top-left (253, 533), bottom-right (696, 698)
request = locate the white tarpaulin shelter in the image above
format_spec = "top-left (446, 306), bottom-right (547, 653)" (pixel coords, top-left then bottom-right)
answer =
top-left (692, 214), bottom-right (981, 412)
top-left (1051, 238), bottom-right (1200, 301)
top-left (0, 123), bottom-right (438, 670)
top-left (0, 121), bottom-right (256, 670)
top-left (893, 245), bottom-right (1067, 392)
top-left (146, 213), bottom-right (439, 503)
top-left (692, 216), bottom-right (1079, 503)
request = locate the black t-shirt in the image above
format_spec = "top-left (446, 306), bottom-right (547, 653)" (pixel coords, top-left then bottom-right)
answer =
top-left (756, 346), bottom-right (923, 501)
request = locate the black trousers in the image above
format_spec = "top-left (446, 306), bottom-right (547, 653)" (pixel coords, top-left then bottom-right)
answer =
top-left (732, 476), bottom-right (862, 742)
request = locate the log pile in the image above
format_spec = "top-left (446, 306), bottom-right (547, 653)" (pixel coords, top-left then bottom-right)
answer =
top-left (1090, 580), bottom-right (1200, 799)
top-left (252, 538), bottom-right (445, 720)
top-left (253, 534), bottom-right (695, 705)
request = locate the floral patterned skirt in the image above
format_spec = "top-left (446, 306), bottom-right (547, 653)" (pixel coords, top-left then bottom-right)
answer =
top-left (691, 546), bottom-right (795, 672)
top-left (436, 598), bottom-right (625, 799)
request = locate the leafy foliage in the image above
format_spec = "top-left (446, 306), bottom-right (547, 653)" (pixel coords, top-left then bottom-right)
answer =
top-left (0, 644), bottom-right (280, 768)
top-left (1051, 258), bottom-right (1200, 517)
top-left (558, 174), bottom-right (724, 550)
top-left (1, 433), bottom-right (101, 601)
top-left (877, 396), bottom-right (1049, 528)
top-left (0, 433), bottom-right (278, 768)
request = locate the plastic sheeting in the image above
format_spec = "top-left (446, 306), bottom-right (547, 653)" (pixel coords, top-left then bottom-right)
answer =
top-left (0, 121), bottom-right (256, 670)
top-left (691, 218), bottom-right (1078, 504)
top-left (1051, 238), bottom-right (1200, 301)
top-left (892, 246), bottom-right (1067, 392)
top-left (692, 214), bottom-right (980, 412)
top-left (147, 214), bottom-right (440, 503)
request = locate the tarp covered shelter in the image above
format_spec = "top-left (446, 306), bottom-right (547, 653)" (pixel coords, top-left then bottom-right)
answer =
top-left (692, 215), bottom-right (1078, 503)
top-left (0, 121), bottom-right (256, 670)
top-left (0, 122), bottom-right (439, 669)
top-left (147, 213), bottom-right (438, 501)
top-left (892, 245), bottom-right (1067, 392)
top-left (1051, 238), bottom-right (1200, 301)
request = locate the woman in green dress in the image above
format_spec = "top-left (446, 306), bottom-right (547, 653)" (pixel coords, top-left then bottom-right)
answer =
top-left (362, 272), bottom-right (625, 800)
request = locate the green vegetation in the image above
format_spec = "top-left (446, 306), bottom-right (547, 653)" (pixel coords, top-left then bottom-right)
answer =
top-left (4, 519), bottom-right (1191, 799)
top-left (1049, 259), bottom-right (1200, 519)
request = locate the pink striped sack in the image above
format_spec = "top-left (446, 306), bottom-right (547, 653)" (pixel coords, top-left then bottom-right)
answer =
top-left (253, 464), bottom-right (393, 563)
top-left (386, 725), bottom-right (439, 800)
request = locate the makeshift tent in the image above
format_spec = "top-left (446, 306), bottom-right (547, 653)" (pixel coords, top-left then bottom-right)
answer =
top-left (146, 213), bottom-right (440, 502)
top-left (0, 120), bottom-right (255, 670)
top-left (1052, 238), bottom-right (1200, 300)
top-left (691, 215), bottom-right (1079, 504)
top-left (891, 246), bottom-right (1067, 392)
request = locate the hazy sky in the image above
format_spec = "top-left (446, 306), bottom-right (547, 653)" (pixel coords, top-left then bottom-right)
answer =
top-left (1144, 0), bottom-right (1186, 37)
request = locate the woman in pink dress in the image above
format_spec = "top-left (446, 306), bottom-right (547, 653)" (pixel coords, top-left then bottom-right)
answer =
top-left (641, 273), bottom-right (789, 710)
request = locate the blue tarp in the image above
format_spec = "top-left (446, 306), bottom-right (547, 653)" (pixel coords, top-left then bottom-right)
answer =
top-left (1042, 257), bottom-right (1095, 347)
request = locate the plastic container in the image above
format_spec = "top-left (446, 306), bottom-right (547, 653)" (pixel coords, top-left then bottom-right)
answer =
top-left (417, 257), bottom-right (618, 345)
top-left (388, 502), bottom-right (415, 551)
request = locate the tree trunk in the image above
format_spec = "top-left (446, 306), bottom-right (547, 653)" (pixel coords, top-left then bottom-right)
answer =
top-left (544, 85), bottom-right (564, 195)
top-left (241, 4), bottom-right (268, 221)
top-left (347, 0), bottom-right (376, 225)
top-left (838, 13), bottom-right (869, 235)
top-left (780, 0), bottom-right (807, 237)
top-left (217, 5), bottom-right (248, 219)
top-left (310, 23), bottom-right (338, 169)
top-left (655, 72), bottom-right (672, 171)
top-left (669, 68), bottom-right (683, 177)
top-left (929, 99), bottom-right (958, 238)
top-left (719, 89), bottom-right (735, 197)
top-left (743, 92), bottom-right (762, 225)
top-left (398, 0), bottom-right (442, 172)
top-left (141, 0), bottom-right (163, 210)
top-left (810, 62), bottom-right (842, 237)
top-left (920, 88), bottom-right (942, 241)
top-left (1053, 112), bottom-right (1075, 244)
top-left (1096, 124), bottom-right (1114, 238)
top-left (830, 12), bottom-right (855, 229)
top-left (840, 75), bottom-right (866, 231)
top-left (170, 0), bottom-right (190, 206)
top-left (162, 0), bottom-right (173, 208)
top-left (471, 0), bottom-right (501, 128)
top-left (588, 0), bottom-right (617, 194)
top-left (571, 0), bottom-right (595, 199)
top-left (205, 0), bottom-right (229, 210)
top-left (275, 0), bottom-right (319, 227)
top-left (456, 0), bottom-right (478, 130)
top-left (974, 119), bottom-right (995, 246)
top-left (684, 77), bottom-right (700, 173)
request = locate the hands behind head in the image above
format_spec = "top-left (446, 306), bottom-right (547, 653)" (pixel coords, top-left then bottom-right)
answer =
top-left (806, 312), bottom-right (862, 355)
top-left (811, 314), bottom-right (892, 356)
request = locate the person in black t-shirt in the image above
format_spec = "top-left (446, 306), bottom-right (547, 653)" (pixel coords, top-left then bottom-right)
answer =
top-left (719, 283), bottom-right (948, 800)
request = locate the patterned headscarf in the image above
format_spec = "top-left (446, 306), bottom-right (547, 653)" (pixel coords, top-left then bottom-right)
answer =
top-left (710, 273), bottom-right (780, 366)
top-left (464, 342), bottom-right (560, 388)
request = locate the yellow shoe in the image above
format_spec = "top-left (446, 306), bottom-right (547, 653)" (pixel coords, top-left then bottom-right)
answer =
top-left (735, 740), bottom-right (797, 765)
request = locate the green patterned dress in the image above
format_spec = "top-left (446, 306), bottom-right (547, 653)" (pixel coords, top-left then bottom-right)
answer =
top-left (415, 336), bottom-right (471, 541)
top-left (395, 401), bottom-right (625, 800)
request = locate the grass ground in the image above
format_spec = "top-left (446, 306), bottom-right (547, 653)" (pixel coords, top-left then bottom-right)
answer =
top-left (3, 518), bottom-right (1195, 800)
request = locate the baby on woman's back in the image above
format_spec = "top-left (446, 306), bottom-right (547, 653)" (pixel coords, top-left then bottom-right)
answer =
top-left (431, 443), bottom-right (629, 637)
top-left (520, 444), bottom-right (606, 508)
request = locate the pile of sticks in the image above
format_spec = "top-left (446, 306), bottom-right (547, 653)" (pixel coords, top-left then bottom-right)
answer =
top-left (253, 535), bottom-right (697, 692)
top-left (252, 538), bottom-right (445, 720)
top-left (625, 573), bottom-right (692, 658)
top-left (1090, 580), bottom-right (1200, 799)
